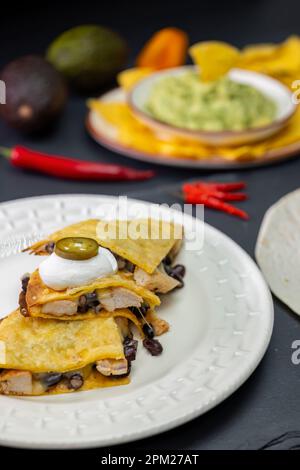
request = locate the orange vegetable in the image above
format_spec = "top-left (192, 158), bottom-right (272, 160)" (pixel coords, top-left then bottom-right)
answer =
top-left (136, 27), bottom-right (188, 70)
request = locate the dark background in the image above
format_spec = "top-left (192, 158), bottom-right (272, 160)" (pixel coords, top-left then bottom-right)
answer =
top-left (1, 0), bottom-right (300, 452)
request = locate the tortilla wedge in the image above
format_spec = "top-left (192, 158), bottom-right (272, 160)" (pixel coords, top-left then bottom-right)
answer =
top-left (25, 270), bottom-right (159, 327)
top-left (0, 310), bottom-right (130, 396)
top-left (26, 218), bottom-right (183, 274)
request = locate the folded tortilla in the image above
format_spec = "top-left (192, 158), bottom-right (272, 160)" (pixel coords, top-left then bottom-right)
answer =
top-left (26, 218), bottom-right (183, 274)
top-left (25, 270), bottom-right (160, 326)
top-left (0, 310), bottom-right (130, 396)
top-left (24, 218), bottom-right (182, 323)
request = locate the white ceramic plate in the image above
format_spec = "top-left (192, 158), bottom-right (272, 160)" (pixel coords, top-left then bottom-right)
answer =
top-left (129, 66), bottom-right (296, 146)
top-left (0, 194), bottom-right (273, 449)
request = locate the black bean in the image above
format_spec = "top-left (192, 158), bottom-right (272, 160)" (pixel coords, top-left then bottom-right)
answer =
top-left (140, 302), bottom-right (150, 315)
top-left (78, 305), bottom-right (88, 313)
top-left (172, 264), bottom-right (186, 279)
top-left (165, 264), bottom-right (186, 287)
top-left (168, 272), bottom-right (184, 288)
top-left (116, 256), bottom-right (126, 270)
top-left (66, 373), bottom-right (84, 390)
top-left (21, 273), bottom-right (30, 293)
top-left (129, 306), bottom-right (142, 318)
top-left (93, 304), bottom-right (102, 314)
top-left (163, 263), bottom-right (172, 275)
top-left (130, 301), bottom-right (150, 319)
top-left (163, 255), bottom-right (172, 266)
top-left (45, 242), bottom-right (55, 254)
top-left (124, 337), bottom-right (138, 362)
top-left (39, 373), bottom-right (63, 389)
top-left (77, 295), bottom-right (88, 313)
top-left (125, 261), bottom-right (135, 273)
top-left (143, 338), bottom-right (163, 356)
top-left (86, 292), bottom-right (100, 307)
top-left (143, 323), bottom-right (155, 339)
top-left (19, 291), bottom-right (29, 317)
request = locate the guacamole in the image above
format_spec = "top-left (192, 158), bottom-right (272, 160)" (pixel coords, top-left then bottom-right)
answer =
top-left (145, 72), bottom-right (276, 131)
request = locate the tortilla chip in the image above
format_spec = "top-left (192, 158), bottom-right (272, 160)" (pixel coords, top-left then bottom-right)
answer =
top-left (91, 98), bottom-right (300, 161)
top-left (117, 68), bottom-right (154, 91)
top-left (189, 41), bottom-right (240, 81)
top-left (240, 36), bottom-right (300, 79)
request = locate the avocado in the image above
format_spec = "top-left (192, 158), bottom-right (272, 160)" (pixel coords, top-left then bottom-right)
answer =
top-left (46, 25), bottom-right (128, 92)
top-left (0, 55), bottom-right (67, 134)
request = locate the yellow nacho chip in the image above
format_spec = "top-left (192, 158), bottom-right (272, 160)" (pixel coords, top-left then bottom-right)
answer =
top-left (189, 41), bottom-right (240, 81)
top-left (117, 67), bottom-right (154, 91)
top-left (240, 36), bottom-right (300, 80)
top-left (90, 99), bottom-right (300, 161)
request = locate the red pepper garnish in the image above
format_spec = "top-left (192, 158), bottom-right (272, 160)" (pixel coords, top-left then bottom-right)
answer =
top-left (0, 145), bottom-right (155, 181)
top-left (182, 180), bottom-right (249, 220)
top-left (183, 181), bottom-right (246, 193)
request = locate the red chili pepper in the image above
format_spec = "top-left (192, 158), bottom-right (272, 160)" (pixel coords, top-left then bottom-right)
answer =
top-left (184, 192), bottom-right (249, 220)
top-left (182, 185), bottom-right (247, 201)
top-left (184, 181), bottom-right (246, 192)
top-left (182, 180), bottom-right (249, 220)
top-left (204, 190), bottom-right (247, 201)
top-left (0, 145), bottom-right (155, 181)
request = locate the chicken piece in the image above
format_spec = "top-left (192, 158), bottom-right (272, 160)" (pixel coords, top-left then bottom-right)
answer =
top-left (96, 359), bottom-right (128, 376)
top-left (0, 370), bottom-right (33, 395)
top-left (147, 313), bottom-right (170, 336)
top-left (41, 300), bottom-right (78, 317)
top-left (98, 288), bottom-right (142, 312)
top-left (133, 264), bottom-right (180, 294)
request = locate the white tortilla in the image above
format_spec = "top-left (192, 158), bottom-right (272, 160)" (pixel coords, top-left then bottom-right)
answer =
top-left (255, 189), bottom-right (300, 315)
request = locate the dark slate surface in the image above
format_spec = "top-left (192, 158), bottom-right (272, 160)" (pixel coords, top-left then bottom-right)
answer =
top-left (0, 0), bottom-right (300, 451)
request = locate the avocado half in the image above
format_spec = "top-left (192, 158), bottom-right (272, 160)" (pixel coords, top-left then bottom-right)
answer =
top-left (46, 25), bottom-right (128, 92)
top-left (0, 55), bottom-right (67, 134)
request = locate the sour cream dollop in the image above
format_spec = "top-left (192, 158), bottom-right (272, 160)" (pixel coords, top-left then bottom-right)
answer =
top-left (39, 247), bottom-right (118, 290)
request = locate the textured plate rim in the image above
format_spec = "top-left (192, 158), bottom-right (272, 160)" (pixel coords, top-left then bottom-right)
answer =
top-left (0, 194), bottom-right (274, 449)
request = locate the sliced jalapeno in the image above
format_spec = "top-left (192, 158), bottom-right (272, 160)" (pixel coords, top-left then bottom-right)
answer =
top-left (55, 237), bottom-right (99, 260)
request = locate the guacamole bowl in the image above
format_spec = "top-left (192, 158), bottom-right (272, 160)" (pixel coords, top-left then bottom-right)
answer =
top-left (129, 66), bottom-right (296, 147)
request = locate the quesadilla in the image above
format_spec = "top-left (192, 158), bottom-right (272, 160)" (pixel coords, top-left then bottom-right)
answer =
top-left (0, 310), bottom-right (135, 396)
top-left (22, 219), bottom-right (185, 335)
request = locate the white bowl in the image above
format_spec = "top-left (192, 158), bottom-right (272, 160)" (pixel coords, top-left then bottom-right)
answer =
top-left (129, 66), bottom-right (296, 147)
